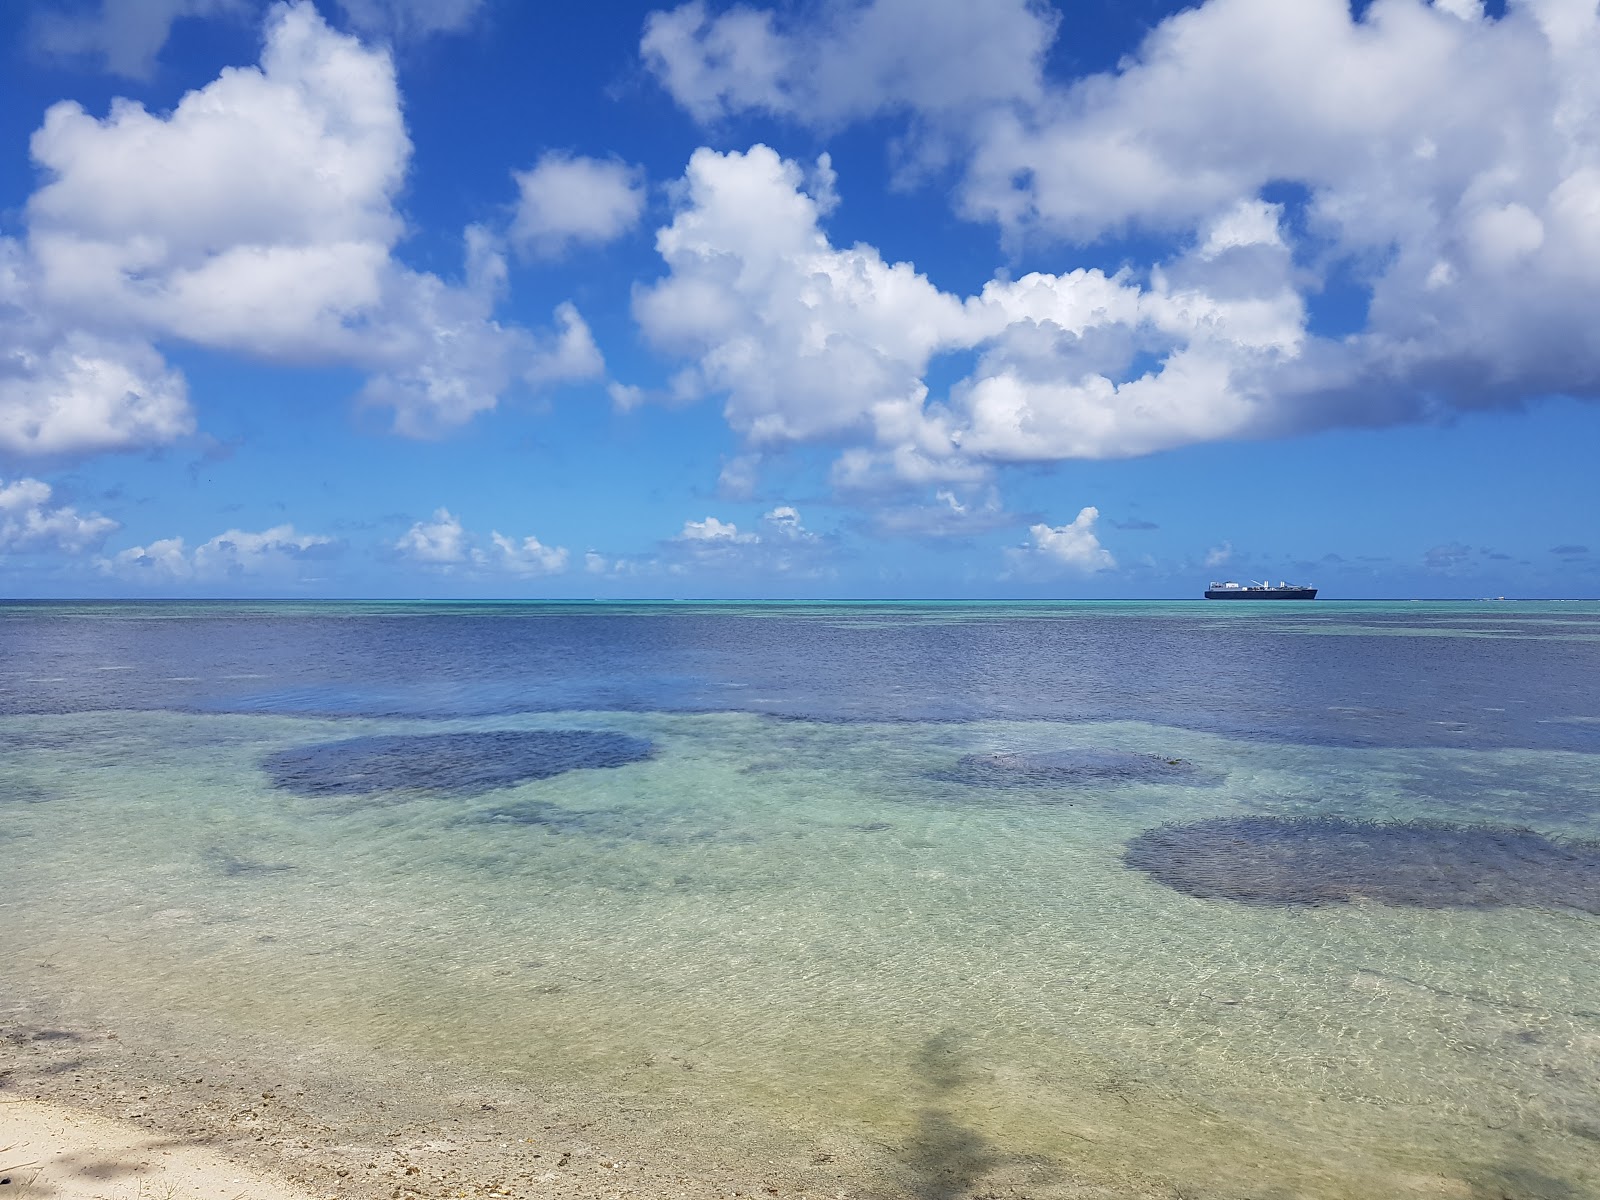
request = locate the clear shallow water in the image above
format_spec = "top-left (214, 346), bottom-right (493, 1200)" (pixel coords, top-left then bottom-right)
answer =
top-left (2, 601), bottom-right (1599, 1198)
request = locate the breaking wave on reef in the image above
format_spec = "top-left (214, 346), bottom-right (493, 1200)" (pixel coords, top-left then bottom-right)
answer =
top-left (261, 730), bottom-right (655, 797)
top-left (1123, 816), bottom-right (1600, 911)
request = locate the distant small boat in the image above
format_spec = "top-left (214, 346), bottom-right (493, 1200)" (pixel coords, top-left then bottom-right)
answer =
top-left (1205, 580), bottom-right (1317, 600)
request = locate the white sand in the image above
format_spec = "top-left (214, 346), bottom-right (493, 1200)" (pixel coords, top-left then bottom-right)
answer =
top-left (0, 1100), bottom-right (316, 1200)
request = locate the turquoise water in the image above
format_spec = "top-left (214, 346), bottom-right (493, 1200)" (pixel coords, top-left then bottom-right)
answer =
top-left (2, 602), bottom-right (1598, 1197)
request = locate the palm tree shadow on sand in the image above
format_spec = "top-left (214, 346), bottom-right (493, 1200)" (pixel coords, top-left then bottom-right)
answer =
top-left (896, 1031), bottom-right (1006, 1200)
top-left (887, 1032), bottom-right (1591, 1200)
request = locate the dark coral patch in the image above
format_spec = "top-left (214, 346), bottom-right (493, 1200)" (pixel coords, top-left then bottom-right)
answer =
top-left (0, 777), bottom-right (59, 804)
top-left (455, 800), bottom-right (726, 846)
top-left (262, 730), bottom-right (654, 797)
top-left (1124, 816), bottom-right (1600, 912)
top-left (206, 850), bottom-right (297, 877)
top-left (941, 749), bottom-right (1201, 789)
top-left (465, 800), bottom-right (595, 833)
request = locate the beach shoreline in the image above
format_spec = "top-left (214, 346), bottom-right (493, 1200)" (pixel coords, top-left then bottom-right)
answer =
top-left (0, 1002), bottom-right (930, 1200)
top-left (1, 1097), bottom-right (317, 1200)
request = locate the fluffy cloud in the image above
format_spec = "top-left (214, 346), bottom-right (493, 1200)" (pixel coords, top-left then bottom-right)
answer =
top-left (524, 302), bottom-right (606, 386)
top-left (32, 0), bottom-right (483, 80)
top-left (0, 331), bottom-right (193, 457)
top-left (102, 523), bottom-right (337, 580)
top-left (595, 504), bottom-right (827, 575)
top-left (28, 4), bottom-right (411, 357)
top-left (634, 144), bottom-right (1305, 480)
top-left (644, 0), bottom-right (1600, 456)
top-left (32, 0), bottom-right (248, 79)
top-left (1, 237), bottom-right (194, 456)
top-left (511, 153), bottom-right (647, 259)
top-left (489, 532), bottom-right (569, 576)
top-left (634, 145), bottom-right (965, 454)
top-left (7, 2), bottom-right (599, 455)
top-left (395, 508), bottom-right (571, 576)
top-left (335, 0), bottom-right (484, 40)
top-left (676, 506), bottom-right (818, 547)
top-left (0, 476), bottom-right (119, 553)
top-left (678, 515), bottom-right (757, 543)
top-left (955, 0), bottom-right (1566, 241)
top-left (396, 508), bottom-right (469, 563)
top-left (1014, 507), bottom-right (1116, 573)
top-left (580, 505), bottom-right (829, 581)
top-left (25, 1), bottom-right (409, 354)
top-left (761, 505), bottom-right (815, 541)
top-left (641, 0), bottom-right (1054, 128)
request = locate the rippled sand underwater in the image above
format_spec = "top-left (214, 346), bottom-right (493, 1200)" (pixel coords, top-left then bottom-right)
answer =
top-left (4, 705), bottom-right (1599, 1198)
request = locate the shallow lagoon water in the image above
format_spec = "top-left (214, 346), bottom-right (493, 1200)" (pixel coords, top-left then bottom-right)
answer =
top-left (2, 601), bottom-right (1599, 1198)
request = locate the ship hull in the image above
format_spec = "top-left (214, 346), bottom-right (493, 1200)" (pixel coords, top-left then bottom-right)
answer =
top-left (1205, 588), bottom-right (1317, 600)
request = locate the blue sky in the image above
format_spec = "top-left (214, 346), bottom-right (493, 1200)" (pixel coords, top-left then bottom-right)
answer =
top-left (0, 0), bottom-right (1596, 598)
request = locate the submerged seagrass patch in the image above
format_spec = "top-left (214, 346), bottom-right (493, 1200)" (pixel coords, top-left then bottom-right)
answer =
top-left (1124, 816), bottom-right (1600, 912)
top-left (939, 749), bottom-right (1204, 789)
top-left (262, 730), bottom-right (654, 797)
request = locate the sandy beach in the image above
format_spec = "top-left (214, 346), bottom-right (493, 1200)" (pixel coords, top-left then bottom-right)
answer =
top-left (1, 1099), bottom-right (316, 1200)
top-left (0, 1007), bottom-right (920, 1200)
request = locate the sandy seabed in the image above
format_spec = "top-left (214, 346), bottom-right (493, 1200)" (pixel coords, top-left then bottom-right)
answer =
top-left (4, 1000), bottom-right (1084, 1200)
top-left (6, 707), bottom-right (1598, 1199)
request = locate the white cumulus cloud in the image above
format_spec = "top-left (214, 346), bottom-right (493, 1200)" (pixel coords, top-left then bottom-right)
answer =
top-left (678, 515), bottom-right (756, 543)
top-left (32, 0), bottom-right (484, 80)
top-left (635, 144), bottom-right (1306, 480)
top-left (489, 532), bottom-right (569, 576)
top-left (7, 2), bottom-right (600, 454)
top-left (335, 0), bottom-right (485, 41)
top-left (652, 505), bottom-right (827, 574)
top-left (511, 153), bottom-right (647, 259)
top-left (644, 0), bottom-right (1600, 453)
top-left (27, 2), bottom-right (411, 357)
top-left (32, 0), bottom-right (249, 80)
top-left (525, 302), bottom-right (606, 387)
top-left (0, 476), bottom-right (119, 553)
top-left (0, 330), bottom-right (194, 457)
top-left (634, 145), bottom-right (968, 454)
top-left (102, 523), bottom-right (337, 580)
top-left (761, 505), bottom-right (816, 541)
top-left (1016, 507), bottom-right (1116, 573)
top-left (396, 508), bottom-right (469, 563)
top-left (641, 0), bottom-right (1055, 128)
top-left (396, 508), bottom-right (571, 577)
top-left (1, 234), bottom-right (194, 457)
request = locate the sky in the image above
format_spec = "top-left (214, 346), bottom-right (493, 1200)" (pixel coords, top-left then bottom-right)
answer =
top-left (1, 0), bottom-right (1597, 599)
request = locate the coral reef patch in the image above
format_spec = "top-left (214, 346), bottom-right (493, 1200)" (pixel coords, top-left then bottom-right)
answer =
top-left (262, 730), bottom-right (654, 797)
top-left (940, 749), bottom-right (1202, 789)
top-left (1124, 816), bottom-right (1600, 911)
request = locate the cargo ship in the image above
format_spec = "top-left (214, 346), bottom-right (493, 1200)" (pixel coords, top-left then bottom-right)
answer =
top-left (1205, 580), bottom-right (1317, 600)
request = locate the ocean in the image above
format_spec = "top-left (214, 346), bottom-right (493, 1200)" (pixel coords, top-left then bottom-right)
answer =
top-left (3, 600), bottom-right (1598, 1199)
